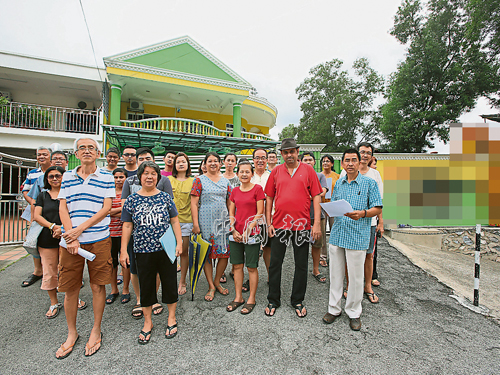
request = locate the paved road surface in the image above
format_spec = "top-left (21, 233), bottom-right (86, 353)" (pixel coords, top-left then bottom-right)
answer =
top-left (1, 238), bottom-right (499, 374)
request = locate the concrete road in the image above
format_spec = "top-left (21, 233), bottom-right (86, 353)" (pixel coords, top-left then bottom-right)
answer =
top-left (1, 238), bottom-right (499, 374)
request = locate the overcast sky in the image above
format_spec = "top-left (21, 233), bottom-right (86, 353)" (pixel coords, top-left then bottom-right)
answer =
top-left (1, 0), bottom-right (496, 152)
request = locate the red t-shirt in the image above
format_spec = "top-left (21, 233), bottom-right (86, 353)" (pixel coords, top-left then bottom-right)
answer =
top-left (265, 162), bottom-right (322, 230)
top-left (229, 184), bottom-right (265, 235)
top-left (109, 192), bottom-right (123, 237)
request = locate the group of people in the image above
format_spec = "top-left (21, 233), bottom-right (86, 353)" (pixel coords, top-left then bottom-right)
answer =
top-left (20, 135), bottom-right (383, 358)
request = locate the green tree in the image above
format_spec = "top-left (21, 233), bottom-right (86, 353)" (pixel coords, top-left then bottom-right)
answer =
top-left (381, 0), bottom-right (499, 152)
top-left (294, 58), bottom-right (384, 152)
top-left (278, 123), bottom-right (299, 140)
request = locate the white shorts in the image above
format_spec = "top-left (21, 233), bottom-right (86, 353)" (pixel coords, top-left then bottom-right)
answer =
top-left (180, 222), bottom-right (194, 237)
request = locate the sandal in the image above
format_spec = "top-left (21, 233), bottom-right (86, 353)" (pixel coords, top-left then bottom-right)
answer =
top-left (132, 304), bottom-right (143, 319)
top-left (241, 302), bottom-right (256, 315)
top-left (165, 323), bottom-right (178, 339)
top-left (292, 303), bottom-right (307, 318)
top-left (117, 275), bottom-right (123, 285)
top-left (106, 293), bottom-right (119, 305)
top-left (46, 303), bottom-right (61, 319)
top-left (372, 279), bottom-right (381, 287)
top-left (265, 303), bottom-right (278, 317)
top-left (78, 299), bottom-right (87, 310)
top-left (84, 332), bottom-right (102, 357)
top-left (313, 272), bottom-right (327, 283)
top-left (205, 289), bottom-right (216, 302)
top-left (178, 284), bottom-right (187, 296)
top-left (21, 273), bottom-right (42, 287)
top-left (138, 326), bottom-right (153, 345)
top-left (319, 258), bottom-right (328, 267)
top-left (215, 284), bottom-right (229, 296)
top-left (55, 335), bottom-right (79, 359)
top-left (226, 300), bottom-right (245, 312)
top-left (220, 272), bottom-right (227, 284)
top-left (364, 291), bottom-right (379, 304)
top-left (152, 303), bottom-right (163, 315)
top-left (120, 293), bottom-right (131, 304)
top-left (242, 280), bottom-right (250, 293)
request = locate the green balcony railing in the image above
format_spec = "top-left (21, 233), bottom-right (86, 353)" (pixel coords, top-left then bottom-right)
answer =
top-left (119, 117), bottom-right (273, 141)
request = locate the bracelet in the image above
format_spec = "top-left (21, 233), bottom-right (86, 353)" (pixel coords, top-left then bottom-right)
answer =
top-left (49, 223), bottom-right (56, 230)
top-left (363, 210), bottom-right (367, 218)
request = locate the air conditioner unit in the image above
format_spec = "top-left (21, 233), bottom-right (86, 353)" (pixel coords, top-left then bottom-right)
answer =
top-left (0, 91), bottom-right (12, 101)
top-left (129, 100), bottom-right (144, 112)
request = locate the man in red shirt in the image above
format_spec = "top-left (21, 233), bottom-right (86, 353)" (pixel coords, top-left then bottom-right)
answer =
top-left (264, 138), bottom-right (322, 317)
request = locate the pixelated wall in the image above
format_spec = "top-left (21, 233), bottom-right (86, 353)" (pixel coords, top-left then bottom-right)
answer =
top-left (380, 123), bottom-right (499, 226)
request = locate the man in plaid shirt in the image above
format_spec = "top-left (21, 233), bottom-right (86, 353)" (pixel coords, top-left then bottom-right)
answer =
top-left (323, 148), bottom-right (382, 331)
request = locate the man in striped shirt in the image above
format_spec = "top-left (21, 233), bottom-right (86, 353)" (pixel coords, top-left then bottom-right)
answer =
top-left (21, 146), bottom-right (52, 288)
top-left (56, 138), bottom-right (115, 359)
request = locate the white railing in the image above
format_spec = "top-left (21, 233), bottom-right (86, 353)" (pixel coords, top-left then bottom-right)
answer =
top-left (119, 117), bottom-right (273, 141)
top-left (0, 101), bottom-right (100, 135)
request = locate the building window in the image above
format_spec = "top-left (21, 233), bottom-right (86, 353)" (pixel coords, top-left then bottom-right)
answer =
top-left (226, 123), bottom-right (246, 132)
top-left (198, 120), bottom-right (214, 126)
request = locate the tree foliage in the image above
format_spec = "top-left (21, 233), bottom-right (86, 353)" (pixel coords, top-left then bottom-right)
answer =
top-left (278, 124), bottom-right (299, 140)
top-left (293, 58), bottom-right (383, 152)
top-left (381, 0), bottom-right (500, 152)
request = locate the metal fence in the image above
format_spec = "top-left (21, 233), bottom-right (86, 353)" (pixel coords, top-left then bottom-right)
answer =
top-left (0, 101), bottom-right (100, 135)
top-left (0, 152), bottom-right (36, 244)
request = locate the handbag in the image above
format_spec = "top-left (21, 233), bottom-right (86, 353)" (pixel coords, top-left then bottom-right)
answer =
top-left (23, 221), bottom-right (43, 257)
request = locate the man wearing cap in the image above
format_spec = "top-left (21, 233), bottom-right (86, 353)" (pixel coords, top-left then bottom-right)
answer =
top-left (264, 138), bottom-right (322, 318)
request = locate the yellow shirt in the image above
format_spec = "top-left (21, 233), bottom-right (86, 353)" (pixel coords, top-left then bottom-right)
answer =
top-left (168, 176), bottom-right (195, 223)
top-left (322, 171), bottom-right (340, 202)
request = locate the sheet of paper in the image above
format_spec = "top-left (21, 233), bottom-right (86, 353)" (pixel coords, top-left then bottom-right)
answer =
top-left (325, 178), bottom-right (333, 200)
top-left (160, 225), bottom-right (177, 264)
top-left (320, 199), bottom-right (353, 217)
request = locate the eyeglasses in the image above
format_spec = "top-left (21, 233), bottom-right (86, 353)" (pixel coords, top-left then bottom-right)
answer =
top-left (77, 146), bottom-right (96, 152)
top-left (123, 153), bottom-right (136, 158)
top-left (51, 157), bottom-right (66, 162)
top-left (253, 156), bottom-right (267, 161)
top-left (359, 150), bottom-right (372, 156)
top-left (47, 174), bottom-right (63, 180)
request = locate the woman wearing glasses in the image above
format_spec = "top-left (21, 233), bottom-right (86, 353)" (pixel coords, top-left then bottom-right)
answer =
top-left (33, 166), bottom-right (65, 319)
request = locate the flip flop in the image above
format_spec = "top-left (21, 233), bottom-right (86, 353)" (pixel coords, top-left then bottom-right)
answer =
top-left (78, 299), bottom-right (87, 310)
top-left (292, 303), bottom-right (307, 318)
top-left (319, 258), bottom-right (328, 267)
top-left (313, 273), bottom-right (327, 283)
top-left (372, 279), bottom-right (381, 287)
top-left (106, 293), bottom-right (119, 305)
top-left (364, 291), bottom-right (379, 304)
top-left (215, 285), bottom-right (229, 296)
top-left (205, 289), bottom-right (216, 302)
top-left (152, 303), bottom-right (163, 315)
top-left (220, 272), bottom-right (227, 284)
top-left (21, 274), bottom-right (42, 287)
top-left (265, 303), bottom-right (278, 317)
top-left (120, 293), bottom-right (130, 304)
top-left (138, 326), bottom-right (153, 345)
top-left (117, 275), bottom-right (123, 285)
top-left (55, 335), bottom-right (79, 360)
top-left (165, 323), bottom-right (178, 339)
top-left (46, 304), bottom-right (61, 319)
top-left (241, 302), bottom-right (256, 315)
top-left (132, 304), bottom-right (143, 319)
top-left (178, 284), bottom-right (187, 296)
top-left (226, 300), bottom-right (245, 312)
top-left (242, 280), bottom-right (250, 293)
top-left (84, 333), bottom-right (102, 357)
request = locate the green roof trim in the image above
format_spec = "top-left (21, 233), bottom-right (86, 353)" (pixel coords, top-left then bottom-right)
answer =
top-left (124, 43), bottom-right (237, 82)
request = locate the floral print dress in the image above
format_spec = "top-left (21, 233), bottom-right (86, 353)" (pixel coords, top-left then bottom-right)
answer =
top-left (191, 175), bottom-right (232, 259)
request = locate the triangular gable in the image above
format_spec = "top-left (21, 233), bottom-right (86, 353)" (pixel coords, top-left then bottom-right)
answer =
top-left (104, 36), bottom-right (250, 87)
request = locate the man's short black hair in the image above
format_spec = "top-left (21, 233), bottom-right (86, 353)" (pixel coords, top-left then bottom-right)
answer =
top-left (122, 145), bottom-right (136, 151)
top-left (299, 152), bottom-right (315, 161)
top-left (357, 142), bottom-right (374, 154)
top-left (50, 150), bottom-right (67, 161)
top-left (136, 147), bottom-right (154, 159)
top-left (112, 167), bottom-right (127, 176)
top-left (268, 150), bottom-right (277, 157)
top-left (107, 147), bottom-right (120, 156)
top-left (164, 150), bottom-right (176, 157)
top-left (342, 148), bottom-right (361, 162)
top-left (252, 148), bottom-right (268, 158)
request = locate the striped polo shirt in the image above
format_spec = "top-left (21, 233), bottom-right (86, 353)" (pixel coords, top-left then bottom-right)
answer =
top-left (58, 166), bottom-right (115, 244)
top-left (22, 168), bottom-right (43, 192)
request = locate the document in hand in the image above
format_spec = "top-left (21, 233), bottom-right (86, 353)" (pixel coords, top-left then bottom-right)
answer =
top-left (320, 199), bottom-right (354, 217)
top-left (160, 225), bottom-right (177, 264)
